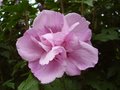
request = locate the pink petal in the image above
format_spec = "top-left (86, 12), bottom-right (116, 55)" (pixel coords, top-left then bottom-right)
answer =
top-left (68, 41), bottom-right (98, 70)
top-left (40, 32), bottom-right (66, 46)
top-left (40, 33), bottom-right (54, 46)
top-left (16, 33), bottom-right (43, 61)
top-left (65, 58), bottom-right (81, 76)
top-left (62, 21), bottom-right (80, 36)
top-left (61, 17), bottom-right (69, 32)
top-left (33, 10), bottom-right (64, 33)
top-left (39, 46), bottom-right (66, 65)
top-left (64, 34), bottom-right (80, 52)
top-left (24, 28), bottom-right (45, 37)
top-left (28, 60), bottom-right (65, 84)
top-left (52, 32), bottom-right (66, 45)
top-left (30, 36), bottom-right (50, 52)
top-left (65, 13), bottom-right (92, 42)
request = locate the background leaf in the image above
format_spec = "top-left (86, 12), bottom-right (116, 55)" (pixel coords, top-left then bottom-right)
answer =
top-left (18, 74), bottom-right (40, 90)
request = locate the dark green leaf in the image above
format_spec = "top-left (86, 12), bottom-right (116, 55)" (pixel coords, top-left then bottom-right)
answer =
top-left (94, 28), bottom-right (119, 41)
top-left (18, 74), bottom-right (40, 90)
top-left (2, 80), bottom-right (15, 89)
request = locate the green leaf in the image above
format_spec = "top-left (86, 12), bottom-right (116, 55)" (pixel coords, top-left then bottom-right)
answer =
top-left (18, 74), bottom-right (40, 90)
top-left (12, 61), bottom-right (26, 76)
top-left (83, 0), bottom-right (94, 7)
top-left (68, 0), bottom-right (95, 6)
top-left (44, 77), bottom-right (81, 90)
top-left (93, 28), bottom-right (119, 42)
top-left (44, 79), bottom-right (64, 90)
top-left (2, 80), bottom-right (15, 89)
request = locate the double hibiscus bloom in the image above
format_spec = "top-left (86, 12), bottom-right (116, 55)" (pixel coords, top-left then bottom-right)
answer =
top-left (16, 10), bottom-right (98, 84)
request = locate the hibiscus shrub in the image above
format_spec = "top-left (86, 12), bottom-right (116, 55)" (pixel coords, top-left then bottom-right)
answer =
top-left (0, 0), bottom-right (120, 90)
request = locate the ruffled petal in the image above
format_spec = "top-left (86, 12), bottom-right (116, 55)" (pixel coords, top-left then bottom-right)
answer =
top-left (39, 46), bottom-right (66, 65)
top-left (30, 36), bottom-right (50, 52)
top-left (16, 34), bottom-right (43, 61)
top-left (64, 34), bottom-right (80, 52)
top-left (65, 13), bottom-right (92, 42)
top-left (40, 32), bottom-right (66, 46)
top-left (40, 33), bottom-right (54, 46)
top-left (68, 41), bottom-right (98, 70)
top-left (52, 32), bottom-right (66, 45)
top-left (28, 60), bottom-right (65, 84)
top-left (33, 10), bottom-right (64, 33)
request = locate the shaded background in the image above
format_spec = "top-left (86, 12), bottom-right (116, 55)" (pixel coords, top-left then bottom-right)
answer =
top-left (0, 0), bottom-right (120, 90)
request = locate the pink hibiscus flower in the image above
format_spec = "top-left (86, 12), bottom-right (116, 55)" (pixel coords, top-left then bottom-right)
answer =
top-left (16, 10), bottom-right (98, 84)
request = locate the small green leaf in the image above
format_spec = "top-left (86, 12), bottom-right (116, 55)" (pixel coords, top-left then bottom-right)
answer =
top-left (93, 28), bottom-right (119, 42)
top-left (18, 74), bottom-right (40, 90)
top-left (83, 0), bottom-right (94, 7)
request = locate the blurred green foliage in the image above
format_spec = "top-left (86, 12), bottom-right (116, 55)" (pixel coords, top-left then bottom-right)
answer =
top-left (0, 0), bottom-right (120, 90)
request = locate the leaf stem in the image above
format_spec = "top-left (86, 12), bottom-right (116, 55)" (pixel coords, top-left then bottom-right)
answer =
top-left (60, 0), bottom-right (64, 13)
top-left (81, 0), bottom-right (84, 16)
